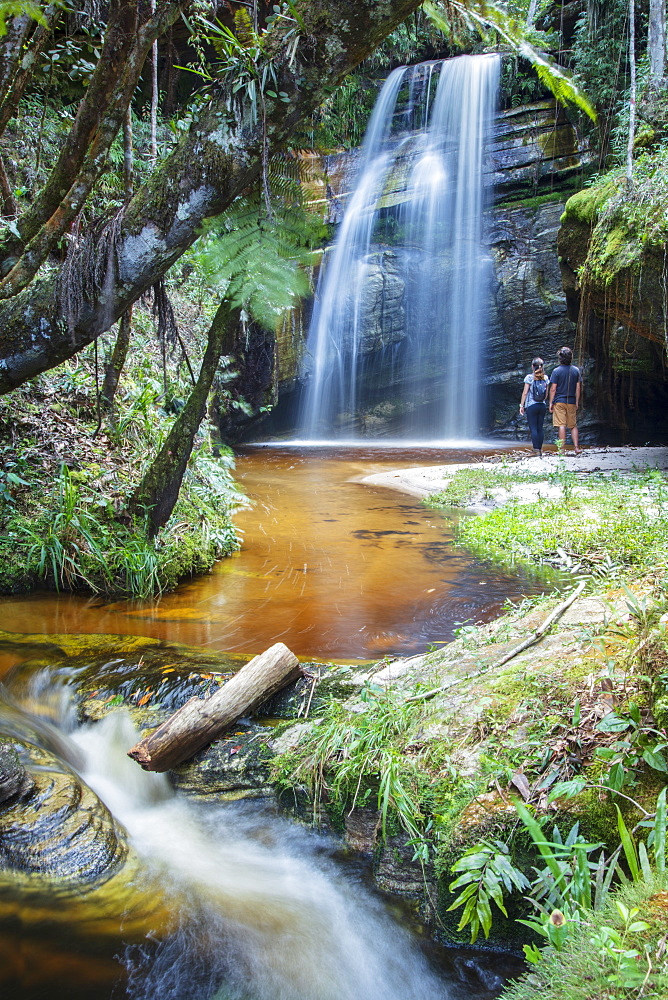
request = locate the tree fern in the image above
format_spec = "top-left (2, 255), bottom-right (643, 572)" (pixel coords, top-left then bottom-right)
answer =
top-left (193, 163), bottom-right (326, 330)
top-left (423, 0), bottom-right (597, 121)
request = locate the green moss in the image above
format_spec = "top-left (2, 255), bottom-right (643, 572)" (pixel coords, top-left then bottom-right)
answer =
top-left (561, 180), bottom-right (618, 226)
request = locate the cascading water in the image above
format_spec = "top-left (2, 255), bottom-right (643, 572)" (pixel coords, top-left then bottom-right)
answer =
top-left (0, 667), bottom-right (517, 1000)
top-left (299, 54), bottom-right (500, 441)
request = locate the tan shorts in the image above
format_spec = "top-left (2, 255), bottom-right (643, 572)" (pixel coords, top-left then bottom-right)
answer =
top-left (552, 402), bottom-right (577, 429)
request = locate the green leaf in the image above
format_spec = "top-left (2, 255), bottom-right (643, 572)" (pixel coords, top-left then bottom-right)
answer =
top-left (638, 840), bottom-right (652, 881)
top-left (654, 788), bottom-right (667, 874)
top-left (515, 800), bottom-right (566, 889)
top-left (548, 777), bottom-right (587, 804)
top-left (597, 711), bottom-right (633, 733)
top-left (616, 806), bottom-right (640, 881)
top-left (642, 748), bottom-right (668, 772)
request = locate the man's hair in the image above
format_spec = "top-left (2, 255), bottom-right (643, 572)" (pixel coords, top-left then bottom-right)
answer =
top-left (558, 346), bottom-right (573, 365)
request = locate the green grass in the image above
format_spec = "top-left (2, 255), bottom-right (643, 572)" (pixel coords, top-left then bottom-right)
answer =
top-left (272, 682), bottom-right (435, 849)
top-left (427, 467), bottom-right (545, 508)
top-left (449, 469), bottom-right (668, 575)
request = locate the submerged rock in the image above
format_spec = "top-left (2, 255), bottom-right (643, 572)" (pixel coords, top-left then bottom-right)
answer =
top-left (0, 736), bottom-right (127, 880)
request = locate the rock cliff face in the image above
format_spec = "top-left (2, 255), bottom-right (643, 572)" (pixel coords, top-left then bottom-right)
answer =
top-left (485, 199), bottom-right (588, 439)
top-left (558, 186), bottom-right (668, 443)
top-left (232, 100), bottom-right (597, 442)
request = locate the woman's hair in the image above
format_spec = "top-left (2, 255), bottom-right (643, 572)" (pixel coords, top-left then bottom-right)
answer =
top-left (532, 357), bottom-right (544, 371)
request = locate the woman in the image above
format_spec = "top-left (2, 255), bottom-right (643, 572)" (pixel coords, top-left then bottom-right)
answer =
top-left (519, 357), bottom-right (548, 458)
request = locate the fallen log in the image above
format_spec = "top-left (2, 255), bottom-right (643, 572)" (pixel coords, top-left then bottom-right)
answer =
top-left (127, 642), bottom-right (302, 772)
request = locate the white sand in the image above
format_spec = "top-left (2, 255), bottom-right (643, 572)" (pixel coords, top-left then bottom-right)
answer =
top-left (361, 446), bottom-right (668, 501)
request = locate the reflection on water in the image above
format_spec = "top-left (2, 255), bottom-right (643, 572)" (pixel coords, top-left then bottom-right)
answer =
top-left (0, 446), bottom-right (548, 661)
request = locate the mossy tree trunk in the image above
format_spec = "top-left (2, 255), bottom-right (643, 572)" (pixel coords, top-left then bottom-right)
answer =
top-left (0, 1), bottom-right (188, 298)
top-left (129, 300), bottom-right (240, 536)
top-left (0, 0), bottom-right (423, 395)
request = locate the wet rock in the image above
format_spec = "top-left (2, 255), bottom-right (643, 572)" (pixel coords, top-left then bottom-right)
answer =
top-left (344, 807), bottom-right (381, 854)
top-left (375, 835), bottom-right (436, 901)
top-left (0, 739), bottom-right (127, 880)
top-left (484, 198), bottom-right (584, 438)
top-left (170, 727), bottom-right (276, 800)
top-left (0, 740), bottom-right (33, 803)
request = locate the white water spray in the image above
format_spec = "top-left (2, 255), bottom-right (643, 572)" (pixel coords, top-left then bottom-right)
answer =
top-left (74, 711), bottom-right (454, 1000)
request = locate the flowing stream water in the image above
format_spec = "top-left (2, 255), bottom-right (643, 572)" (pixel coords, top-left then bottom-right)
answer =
top-left (1, 446), bottom-right (541, 1000)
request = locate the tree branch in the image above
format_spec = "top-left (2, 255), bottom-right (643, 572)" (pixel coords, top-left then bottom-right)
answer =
top-left (0, 4), bottom-right (61, 139)
top-left (0, 0), bottom-right (423, 394)
top-left (0, 1), bottom-right (190, 294)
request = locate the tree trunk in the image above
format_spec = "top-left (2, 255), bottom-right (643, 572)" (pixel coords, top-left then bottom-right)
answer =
top-left (101, 107), bottom-right (135, 413)
top-left (129, 299), bottom-right (239, 535)
top-left (0, 0), bottom-right (423, 395)
top-left (0, 13), bottom-right (33, 101)
top-left (101, 308), bottom-right (132, 411)
top-left (626, 0), bottom-right (636, 193)
top-left (150, 0), bottom-right (158, 164)
top-left (127, 642), bottom-right (302, 771)
top-left (0, 154), bottom-right (17, 218)
top-left (649, 0), bottom-right (666, 86)
top-left (0, 5), bottom-right (61, 140)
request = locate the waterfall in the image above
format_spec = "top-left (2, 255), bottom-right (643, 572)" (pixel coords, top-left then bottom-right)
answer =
top-left (299, 55), bottom-right (500, 441)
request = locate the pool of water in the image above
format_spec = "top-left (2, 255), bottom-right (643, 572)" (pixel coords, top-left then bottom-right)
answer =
top-left (0, 446), bottom-right (542, 999)
top-left (0, 445), bottom-right (550, 662)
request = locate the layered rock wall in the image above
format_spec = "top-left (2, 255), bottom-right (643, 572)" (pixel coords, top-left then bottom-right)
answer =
top-left (232, 99), bottom-right (595, 441)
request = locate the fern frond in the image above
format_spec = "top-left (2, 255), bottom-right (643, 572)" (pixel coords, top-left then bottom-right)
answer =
top-left (233, 8), bottom-right (256, 48)
top-left (194, 188), bottom-right (325, 330)
top-left (517, 41), bottom-right (597, 121)
top-left (422, 0), bottom-right (597, 121)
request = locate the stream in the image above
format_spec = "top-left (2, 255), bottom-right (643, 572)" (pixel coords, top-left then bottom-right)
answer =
top-left (0, 446), bottom-right (543, 999)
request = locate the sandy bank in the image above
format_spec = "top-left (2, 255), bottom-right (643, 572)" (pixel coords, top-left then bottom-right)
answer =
top-left (361, 445), bottom-right (668, 500)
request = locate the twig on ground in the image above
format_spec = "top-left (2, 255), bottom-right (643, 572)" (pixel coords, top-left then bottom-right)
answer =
top-left (406, 580), bottom-right (587, 704)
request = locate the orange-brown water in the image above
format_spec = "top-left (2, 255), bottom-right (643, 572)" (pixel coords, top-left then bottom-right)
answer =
top-left (0, 445), bottom-right (547, 661)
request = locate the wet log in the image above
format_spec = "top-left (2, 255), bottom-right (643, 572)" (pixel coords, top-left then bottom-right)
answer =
top-left (127, 642), bottom-right (302, 772)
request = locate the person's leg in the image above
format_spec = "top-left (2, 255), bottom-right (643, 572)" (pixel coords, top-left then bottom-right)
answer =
top-left (536, 404), bottom-right (546, 454)
top-left (572, 425), bottom-right (580, 453)
top-left (558, 425), bottom-right (567, 448)
top-left (527, 406), bottom-right (540, 450)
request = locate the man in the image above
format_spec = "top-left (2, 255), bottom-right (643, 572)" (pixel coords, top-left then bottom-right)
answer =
top-left (548, 346), bottom-right (582, 454)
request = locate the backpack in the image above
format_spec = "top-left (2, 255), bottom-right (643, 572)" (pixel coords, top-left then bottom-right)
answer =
top-left (530, 377), bottom-right (548, 403)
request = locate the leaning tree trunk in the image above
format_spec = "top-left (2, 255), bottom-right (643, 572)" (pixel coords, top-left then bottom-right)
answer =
top-left (129, 300), bottom-right (240, 536)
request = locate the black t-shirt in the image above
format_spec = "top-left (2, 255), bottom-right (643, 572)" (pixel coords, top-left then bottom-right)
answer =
top-left (549, 364), bottom-right (582, 404)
